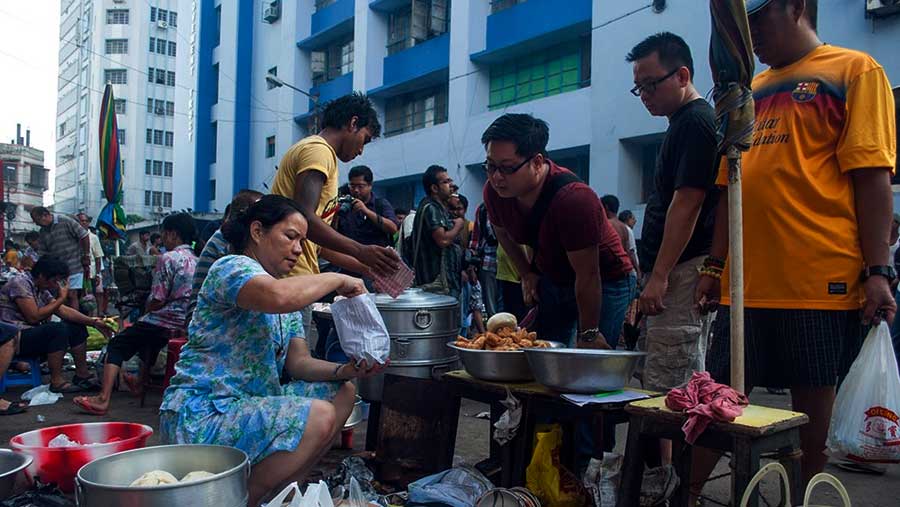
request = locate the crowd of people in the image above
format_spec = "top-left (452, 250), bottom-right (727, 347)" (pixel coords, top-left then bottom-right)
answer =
top-left (0, 0), bottom-right (897, 504)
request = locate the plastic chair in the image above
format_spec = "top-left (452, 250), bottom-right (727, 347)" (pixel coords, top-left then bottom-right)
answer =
top-left (0, 357), bottom-right (43, 394)
top-left (140, 333), bottom-right (186, 407)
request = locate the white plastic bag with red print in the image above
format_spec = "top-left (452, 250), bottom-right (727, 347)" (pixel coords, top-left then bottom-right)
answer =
top-left (827, 322), bottom-right (900, 463)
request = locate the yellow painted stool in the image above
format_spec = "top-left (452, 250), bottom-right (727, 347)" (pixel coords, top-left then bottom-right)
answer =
top-left (616, 396), bottom-right (809, 507)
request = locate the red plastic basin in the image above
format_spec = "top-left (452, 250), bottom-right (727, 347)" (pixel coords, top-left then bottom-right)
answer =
top-left (10, 422), bottom-right (153, 493)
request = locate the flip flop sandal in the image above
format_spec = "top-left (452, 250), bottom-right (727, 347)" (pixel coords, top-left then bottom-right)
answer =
top-left (72, 375), bottom-right (101, 392)
top-left (73, 397), bottom-right (107, 416)
top-left (0, 402), bottom-right (26, 416)
top-left (49, 382), bottom-right (82, 394)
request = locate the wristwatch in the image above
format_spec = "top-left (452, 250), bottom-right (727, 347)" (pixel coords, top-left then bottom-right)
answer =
top-left (577, 328), bottom-right (599, 343)
top-left (861, 265), bottom-right (897, 283)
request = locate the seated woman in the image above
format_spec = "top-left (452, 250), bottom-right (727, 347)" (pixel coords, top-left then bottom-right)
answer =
top-left (159, 195), bottom-right (383, 507)
top-left (0, 257), bottom-right (113, 393)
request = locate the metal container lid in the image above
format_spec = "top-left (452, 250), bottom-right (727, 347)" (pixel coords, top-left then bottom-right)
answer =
top-left (374, 288), bottom-right (458, 310)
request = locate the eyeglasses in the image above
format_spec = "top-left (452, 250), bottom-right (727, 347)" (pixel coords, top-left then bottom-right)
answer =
top-left (630, 68), bottom-right (679, 97)
top-left (482, 156), bottom-right (534, 176)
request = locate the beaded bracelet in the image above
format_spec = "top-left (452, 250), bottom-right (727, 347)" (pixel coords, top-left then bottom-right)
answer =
top-left (698, 266), bottom-right (723, 280)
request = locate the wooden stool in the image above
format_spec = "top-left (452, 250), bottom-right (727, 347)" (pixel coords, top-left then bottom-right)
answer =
top-left (616, 397), bottom-right (808, 507)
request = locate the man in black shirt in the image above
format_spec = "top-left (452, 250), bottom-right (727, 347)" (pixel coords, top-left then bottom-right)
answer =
top-left (628, 32), bottom-right (719, 409)
top-left (335, 166), bottom-right (400, 279)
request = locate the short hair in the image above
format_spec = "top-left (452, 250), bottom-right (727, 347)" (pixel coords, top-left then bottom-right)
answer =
top-left (24, 231), bottom-right (39, 243)
top-left (32, 257), bottom-right (69, 280)
top-left (774, 0), bottom-right (818, 31)
top-left (150, 233), bottom-right (161, 243)
top-left (457, 194), bottom-right (469, 210)
top-left (481, 114), bottom-right (549, 160)
top-left (626, 32), bottom-right (695, 79)
top-left (140, 230), bottom-right (151, 238)
top-left (222, 195), bottom-right (304, 253)
top-left (348, 165), bottom-right (373, 184)
top-left (161, 213), bottom-right (196, 245)
top-left (227, 189), bottom-right (264, 221)
top-left (619, 210), bottom-right (635, 222)
top-left (422, 165), bottom-right (448, 195)
top-left (5, 240), bottom-right (15, 249)
top-left (395, 207), bottom-right (410, 216)
top-left (601, 195), bottom-right (621, 214)
top-left (322, 92), bottom-right (382, 139)
top-left (30, 206), bottom-right (50, 218)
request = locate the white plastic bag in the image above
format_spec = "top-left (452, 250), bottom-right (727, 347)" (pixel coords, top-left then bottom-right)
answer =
top-left (262, 481), bottom-right (334, 507)
top-left (21, 384), bottom-right (62, 406)
top-left (826, 321), bottom-right (900, 463)
top-left (330, 294), bottom-right (390, 367)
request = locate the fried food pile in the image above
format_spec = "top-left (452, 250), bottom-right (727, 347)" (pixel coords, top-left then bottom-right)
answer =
top-left (454, 327), bottom-right (552, 351)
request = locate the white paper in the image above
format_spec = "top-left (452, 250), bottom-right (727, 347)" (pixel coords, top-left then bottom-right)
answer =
top-left (330, 294), bottom-right (390, 366)
top-left (561, 390), bottom-right (650, 407)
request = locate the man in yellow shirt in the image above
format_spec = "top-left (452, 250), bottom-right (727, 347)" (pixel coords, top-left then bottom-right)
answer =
top-left (271, 93), bottom-right (399, 281)
top-left (693, 0), bottom-right (897, 492)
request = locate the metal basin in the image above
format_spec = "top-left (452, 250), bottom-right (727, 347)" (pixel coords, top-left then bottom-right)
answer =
top-left (343, 395), bottom-right (364, 429)
top-left (447, 341), bottom-right (565, 382)
top-left (76, 444), bottom-right (249, 507)
top-left (524, 348), bottom-right (646, 393)
top-left (0, 450), bottom-right (32, 500)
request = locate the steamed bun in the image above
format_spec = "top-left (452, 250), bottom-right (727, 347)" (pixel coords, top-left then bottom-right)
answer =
top-left (181, 471), bottom-right (216, 483)
top-left (130, 470), bottom-right (178, 487)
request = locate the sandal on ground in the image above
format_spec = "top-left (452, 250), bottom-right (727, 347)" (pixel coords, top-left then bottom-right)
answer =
top-left (73, 396), bottom-right (108, 416)
top-left (72, 375), bottom-right (101, 392)
top-left (49, 382), bottom-right (83, 394)
top-left (0, 401), bottom-right (26, 416)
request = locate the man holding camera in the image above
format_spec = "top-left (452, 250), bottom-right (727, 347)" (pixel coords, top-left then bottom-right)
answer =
top-left (335, 165), bottom-right (400, 279)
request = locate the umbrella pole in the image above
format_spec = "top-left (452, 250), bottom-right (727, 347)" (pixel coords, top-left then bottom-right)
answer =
top-left (726, 145), bottom-right (745, 394)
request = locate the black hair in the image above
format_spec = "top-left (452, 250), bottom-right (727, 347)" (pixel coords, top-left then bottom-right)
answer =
top-left (395, 208), bottom-right (409, 216)
top-left (161, 212), bottom-right (197, 245)
top-left (481, 114), bottom-right (549, 160)
top-left (618, 210), bottom-right (635, 222)
top-left (221, 195), bottom-right (304, 253)
top-left (773, 0), bottom-right (817, 31)
top-left (626, 32), bottom-right (695, 79)
top-left (140, 230), bottom-right (151, 238)
top-left (322, 92), bottom-right (382, 139)
top-left (423, 165), bottom-right (448, 195)
top-left (4, 240), bottom-right (15, 249)
top-left (32, 257), bottom-right (69, 280)
top-left (227, 189), bottom-right (264, 221)
top-left (25, 231), bottom-right (39, 243)
top-left (457, 195), bottom-right (469, 210)
top-left (348, 165), bottom-right (373, 184)
top-left (30, 206), bottom-right (50, 218)
top-left (600, 195), bottom-right (620, 215)
top-left (150, 233), bottom-right (161, 243)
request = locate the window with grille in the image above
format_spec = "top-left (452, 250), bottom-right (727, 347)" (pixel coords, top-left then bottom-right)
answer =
top-left (385, 85), bottom-right (448, 137)
top-left (106, 9), bottom-right (129, 24)
top-left (165, 131), bottom-right (174, 147)
top-left (490, 0), bottom-right (526, 14)
top-left (158, 39), bottom-right (167, 54)
top-left (144, 190), bottom-right (151, 206)
top-left (488, 39), bottom-right (590, 110)
top-left (315, 0), bottom-right (337, 10)
top-left (168, 41), bottom-right (176, 57)
top-left (104, 69), bottom-right (127, 84)
top-left (117, 129), bottom-right (126, 145)
top-left (164, 192), bottom-right (172, 208)
top-left (210, 179), bottom-right (217, 201)
top-left (164, 162), bottom-right (173, 177)
top-left (169, 12), bottom-right (177, 27)
top-left (167, 71), bottom-right (175, 87)
top-left (105, 39), bottom-right (128, 54)
top-left (146, 129), bottom-right (153, 144)
top-left (154, 130), bottom-right (164, 145)
top-left (114, 99), bottom-right (126, 114)
top-left (212, 65), bottom-right (219, 103)
top-left (152, 161), bottom-right (162, 175)
top-left (166, 101), bottom-right (174, 116)
top-left (266, 136), bottom-right (276, 158)
top-left (214, 6), bottom-right (221, 46)
top-left (150, 7), bottom-right (156, 22)
top-left (387, 0), bottom-right (447, 55)
top-left (145, 160), bottom-right (152, 175)
top-left (152, 191), bottom-right (162, 207)
top-left (314, 37), bottom-right (354, 85)
top-left (387, 8), bottom-right (412, 55)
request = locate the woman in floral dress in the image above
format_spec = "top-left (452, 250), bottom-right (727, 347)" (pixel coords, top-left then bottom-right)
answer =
top-left (160, 195), bottom-right (384, 506)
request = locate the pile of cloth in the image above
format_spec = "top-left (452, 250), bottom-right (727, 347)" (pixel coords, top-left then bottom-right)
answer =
top-left (665, 371), bottom-right (749, 444)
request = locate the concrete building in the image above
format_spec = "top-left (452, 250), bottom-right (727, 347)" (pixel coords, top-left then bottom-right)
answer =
top-left (197, 0), bottom-right (900, 225)
top-left (0, 125), bottom-right (50, 244)
top-left (55, 0), bottom-right (196, 221)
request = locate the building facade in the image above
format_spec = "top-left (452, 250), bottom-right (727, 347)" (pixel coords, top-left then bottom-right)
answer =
top-left (0, 126), bottom-right (49, 244)
top-left (199, 0), bottom-right (900, 225)
top-left (55, 0), bottom-right (196, 221)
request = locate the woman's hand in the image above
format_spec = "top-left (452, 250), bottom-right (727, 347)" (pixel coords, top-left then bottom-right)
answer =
top-left (335, 275), bottom-right (367, 298)
top-left (337, 360), bottom-right (389, 380)
top-left (91, 318), bottom-right (115, 338)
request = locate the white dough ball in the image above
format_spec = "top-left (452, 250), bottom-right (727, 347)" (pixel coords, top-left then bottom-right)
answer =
top-left (130, 470), bottom-right (178, 487)
top-left (181, 470), bottom-right (216, 483)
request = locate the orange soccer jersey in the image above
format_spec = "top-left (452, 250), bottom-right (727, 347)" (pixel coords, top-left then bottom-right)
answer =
top-left (718, 45), bottom-right (896, 310)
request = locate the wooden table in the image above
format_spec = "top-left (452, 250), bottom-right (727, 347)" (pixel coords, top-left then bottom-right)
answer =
top-left (438, 370), bottom-right (660, 487)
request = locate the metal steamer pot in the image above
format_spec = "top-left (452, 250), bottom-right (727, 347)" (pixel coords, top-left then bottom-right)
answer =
top-left (360, 289), bottom-right (460, 401)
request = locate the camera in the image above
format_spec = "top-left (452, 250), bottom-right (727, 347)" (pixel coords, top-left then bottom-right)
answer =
top-left (337, 194), bottom-right (355, 214)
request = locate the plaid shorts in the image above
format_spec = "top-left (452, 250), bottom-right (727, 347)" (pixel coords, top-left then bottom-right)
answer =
top-left (707, 307), bottom-right (864, 389)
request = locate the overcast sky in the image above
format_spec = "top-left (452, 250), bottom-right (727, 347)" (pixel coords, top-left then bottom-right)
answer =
top-left (0, 2), bottom-right (61, 200)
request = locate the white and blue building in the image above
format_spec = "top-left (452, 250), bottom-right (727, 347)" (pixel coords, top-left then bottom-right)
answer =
top-left (191, 0), bottom-right (899, 228)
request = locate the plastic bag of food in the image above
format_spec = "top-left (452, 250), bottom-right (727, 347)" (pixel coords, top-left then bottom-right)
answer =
top-left (407, 465), bottom-right (493, 507)
top-left (525, 425), bottom-right (588, 507)
top-left (826, 322), bottom-right (900, 463)
top-left (330, 294), bottom-right (390, 367)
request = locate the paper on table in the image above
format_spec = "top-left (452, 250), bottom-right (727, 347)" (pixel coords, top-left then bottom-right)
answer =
top-left (561, 390), bottom-right (650, 407)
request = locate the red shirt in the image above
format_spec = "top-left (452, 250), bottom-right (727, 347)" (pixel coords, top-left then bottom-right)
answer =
top-left (483, 161), bottom-right (633, 285)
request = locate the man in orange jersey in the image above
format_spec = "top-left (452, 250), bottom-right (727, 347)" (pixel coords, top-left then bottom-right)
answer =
top-left (693, 0), bottom-right (897, 493)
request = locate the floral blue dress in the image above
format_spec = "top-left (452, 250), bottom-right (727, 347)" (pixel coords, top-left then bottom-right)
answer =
top-left (160, 255), bottom-right (342, 464)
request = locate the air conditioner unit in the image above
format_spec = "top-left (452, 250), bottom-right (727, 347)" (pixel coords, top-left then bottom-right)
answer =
top-left (263, 2), bottom-right (281, 23)
top-left (867, 0), bottom-right (900, 17)
top-left (157, 20), bottom-right (169, 29)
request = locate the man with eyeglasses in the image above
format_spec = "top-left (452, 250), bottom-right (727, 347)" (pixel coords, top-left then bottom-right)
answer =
top-left (626, 32), bottom-right (720, 427)
top-left (409, 165), bottom-right (466, 298)
top-left (481, 113), bottom-right (634, 351)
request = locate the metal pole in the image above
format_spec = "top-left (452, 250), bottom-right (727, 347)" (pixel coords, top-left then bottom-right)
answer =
top-left (727, 145), bottom-right (745, 394)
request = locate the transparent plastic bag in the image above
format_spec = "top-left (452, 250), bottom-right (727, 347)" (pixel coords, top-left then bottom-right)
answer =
top-left (330, 294), bottom-right (390, 367)
top-left (826, 322), bottom-right (900, 463)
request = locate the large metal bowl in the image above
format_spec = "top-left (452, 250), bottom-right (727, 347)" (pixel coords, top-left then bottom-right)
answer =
top-left (447, 341), bottom-right (565, 382)
top-left (75, 444), bottom-right (249, 507)
top-left (0, 450), bottom-right (32, 500)
top-left (524, 348), bottom-right (646, 393)
top-left (344, 395), bottom-right (365, 429)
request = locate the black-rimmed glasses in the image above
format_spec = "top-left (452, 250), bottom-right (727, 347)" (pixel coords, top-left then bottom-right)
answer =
top-left (630, 68), bottom-right (679, 97)
top-left (482, 156), bottom-right (534, 176)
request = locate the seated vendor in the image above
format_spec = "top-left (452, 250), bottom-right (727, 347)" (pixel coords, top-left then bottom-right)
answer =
top-left (0, 257), bottom-right (113, 396)
top-left (74, 213), bottom-right (197, 415)
top-left (157, 195), bottom-right (383, 507)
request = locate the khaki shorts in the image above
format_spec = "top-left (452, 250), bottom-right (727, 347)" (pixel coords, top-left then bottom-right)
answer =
top-left (643, 256), bottom-right (712, 392)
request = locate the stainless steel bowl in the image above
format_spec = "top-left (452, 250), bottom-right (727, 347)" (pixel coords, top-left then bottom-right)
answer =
top-left (524, 348), bottom-right (646, 393)
top-left (76, 445), bottom-right (249, 507)
top-left (344, 395), bottom-right (364, 429)
top-left (0, 450), bottom-right (32, 500)
top-left (447, 341), bottom-right (564, 382)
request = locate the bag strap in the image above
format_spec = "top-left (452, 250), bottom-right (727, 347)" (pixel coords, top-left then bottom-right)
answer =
top-left (803, 473), bottom-right (850, 507)
top-left (525, 170), bottom-right (581, 266)
top-left (739, 462), bottom-right (791, 507)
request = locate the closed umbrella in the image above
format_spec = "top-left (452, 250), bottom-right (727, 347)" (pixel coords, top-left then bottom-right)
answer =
top-left (96, 84), bottom-right (127, 243)
top-left (710, 0), bottom-right (755, 393)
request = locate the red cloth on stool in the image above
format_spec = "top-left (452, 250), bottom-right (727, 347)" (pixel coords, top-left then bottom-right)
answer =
top-left (665, 371), bottom-right (749, 444)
